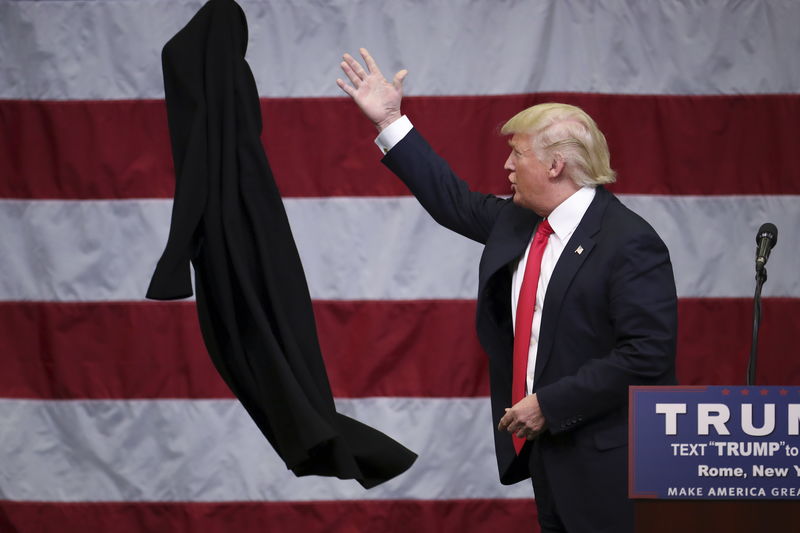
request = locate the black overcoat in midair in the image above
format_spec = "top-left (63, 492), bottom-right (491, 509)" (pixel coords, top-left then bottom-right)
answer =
top-left (146, 0), bottom-right (416, 489)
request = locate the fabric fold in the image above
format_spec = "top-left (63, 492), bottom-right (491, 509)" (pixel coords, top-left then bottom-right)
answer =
top-left (147, 0), bottom-right (416, 489)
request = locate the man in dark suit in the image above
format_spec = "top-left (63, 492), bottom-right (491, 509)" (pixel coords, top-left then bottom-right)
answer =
top-left (337, 48), bottom-right (677, 533)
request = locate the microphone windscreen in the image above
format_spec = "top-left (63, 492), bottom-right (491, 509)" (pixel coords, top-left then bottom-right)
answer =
top-left (756, 222), bottom-right (778, 247)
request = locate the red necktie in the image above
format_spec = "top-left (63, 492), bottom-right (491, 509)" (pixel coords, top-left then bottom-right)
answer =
top-left (511, 219), bottom-right (554, 454)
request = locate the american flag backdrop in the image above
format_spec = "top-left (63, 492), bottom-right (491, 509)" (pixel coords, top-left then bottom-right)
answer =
top-left (1, 0), bottom-right (799, 531)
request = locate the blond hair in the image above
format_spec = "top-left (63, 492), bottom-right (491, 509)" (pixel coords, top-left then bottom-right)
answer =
top-left (501, 103), bottom-right (616, 187)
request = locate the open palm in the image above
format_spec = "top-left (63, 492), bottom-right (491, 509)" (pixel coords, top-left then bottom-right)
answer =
top-left (337, 48), bottom-right (407, 131)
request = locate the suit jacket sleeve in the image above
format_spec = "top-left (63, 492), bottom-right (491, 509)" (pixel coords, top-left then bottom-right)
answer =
top-left (382, 128), bottom-right (508, 245)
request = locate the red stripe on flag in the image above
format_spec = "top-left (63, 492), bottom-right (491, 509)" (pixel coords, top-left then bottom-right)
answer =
top-left (0, 300), bottom-right (487, 399)
top-left (1, 298), bottom-right (798, 400)
top-left (675, 297), bottom-right (800, 387)
top-left (0, 499), bottom-right (538, 533)
top-left (2, 94), bottom-right (798, 199)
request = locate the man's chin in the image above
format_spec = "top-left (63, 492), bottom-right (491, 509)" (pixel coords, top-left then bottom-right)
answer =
top-left (511, 195), bottom-right (540, 215)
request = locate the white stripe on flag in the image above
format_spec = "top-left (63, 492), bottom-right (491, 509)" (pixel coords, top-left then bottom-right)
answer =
top-left (1, 196), bottom-right (799, 302)
top-left (0, 397), bottom-right (532, 502)
top-left (1, 0), bottom-right (798, 100)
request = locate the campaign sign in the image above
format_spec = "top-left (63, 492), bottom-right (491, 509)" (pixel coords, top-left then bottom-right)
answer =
top-left (629, 386), bottom-right (800, 499)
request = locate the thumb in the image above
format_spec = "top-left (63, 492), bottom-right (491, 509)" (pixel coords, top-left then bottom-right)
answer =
top-left (393, 69), bottom-right (408, 91)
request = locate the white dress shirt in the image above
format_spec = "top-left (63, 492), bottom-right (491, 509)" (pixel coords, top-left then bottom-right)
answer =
top-left (511, 186), bottom-right (596, 395)
top-left (375, 115), bottom-right (413, 153)
top-left (375, 116), bottom-right (596, 395)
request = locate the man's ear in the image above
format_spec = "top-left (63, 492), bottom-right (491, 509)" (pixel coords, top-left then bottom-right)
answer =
top-left (549, 153), bottom-right (566, 178)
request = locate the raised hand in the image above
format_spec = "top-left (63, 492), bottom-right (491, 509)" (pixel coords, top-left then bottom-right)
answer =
top-left (336, 48), bottom-right (408, 131)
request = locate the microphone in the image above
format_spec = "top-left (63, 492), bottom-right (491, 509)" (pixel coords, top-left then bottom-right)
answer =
top-left (755, 223), bottom-right (778, 272)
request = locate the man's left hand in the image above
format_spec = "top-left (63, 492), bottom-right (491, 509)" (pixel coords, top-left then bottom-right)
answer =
top-left (498, 393), bottom-right (546, 440)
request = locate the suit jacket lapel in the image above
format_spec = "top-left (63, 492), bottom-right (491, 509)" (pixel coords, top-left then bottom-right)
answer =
top-left (479, 204), bottom-right (539, 292)
top-left (533, 186), bottom-right (612, 384)
top-left (475, 204), bottom-right (538, 368)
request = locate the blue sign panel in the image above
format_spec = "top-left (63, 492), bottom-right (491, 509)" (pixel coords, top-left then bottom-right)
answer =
top-left (629, 386), bottom-right (800, 499)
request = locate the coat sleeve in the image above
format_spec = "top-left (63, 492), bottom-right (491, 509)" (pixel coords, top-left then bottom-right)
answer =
top-left (382, 128), bottom-right (508, 245)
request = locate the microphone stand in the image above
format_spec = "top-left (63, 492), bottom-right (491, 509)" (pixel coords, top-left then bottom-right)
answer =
top-left (747, 266), bottom-right (767, 386)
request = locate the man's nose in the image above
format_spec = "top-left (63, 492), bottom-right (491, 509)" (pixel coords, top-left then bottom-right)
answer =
top-left (504, 153), bottom-right (514, 172)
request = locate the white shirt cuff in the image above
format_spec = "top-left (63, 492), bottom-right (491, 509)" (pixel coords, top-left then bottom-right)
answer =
top-left (374, 115), bottom-right (413, 155)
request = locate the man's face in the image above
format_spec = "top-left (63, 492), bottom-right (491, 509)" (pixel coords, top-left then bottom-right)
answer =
top-left (504, 133), bottom-right (553, 215)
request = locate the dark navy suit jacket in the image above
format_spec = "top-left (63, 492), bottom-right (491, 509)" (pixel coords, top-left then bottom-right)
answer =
top-left (383, 128), bottom-right (678, 492)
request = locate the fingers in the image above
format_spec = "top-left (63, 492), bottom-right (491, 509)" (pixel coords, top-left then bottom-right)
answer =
top-left (343, 53), bottom-right (368, 81)
top-left (514, 423), bottom-right (538, 439)
top-left (393, 69), bottom-right (408, 91)
top-left (335, 78), bottom-right (355, 97)
top-left (498, 410), bottom-right (513, 431)
top-left (340, 59), bottom-right (362, 88)
top-left (500, 409), bottom-right (539, 433)
top-left (339, 49), bottom-right (408, 93)
top-left (499, 414), bottom-right (524, 434)
top-left (499, 400), bottom-right (545, 443)
top-left (360, 47), bottom-right (383, 76)
top-left (521, 431), bottom-right (538, 440)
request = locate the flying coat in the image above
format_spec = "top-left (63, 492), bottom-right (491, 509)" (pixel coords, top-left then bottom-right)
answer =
top-left (146, 0), bottom-right (416, 489)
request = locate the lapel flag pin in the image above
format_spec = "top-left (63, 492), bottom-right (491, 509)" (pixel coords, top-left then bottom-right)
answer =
top-left (575, 245), bottom-right (584, 255)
